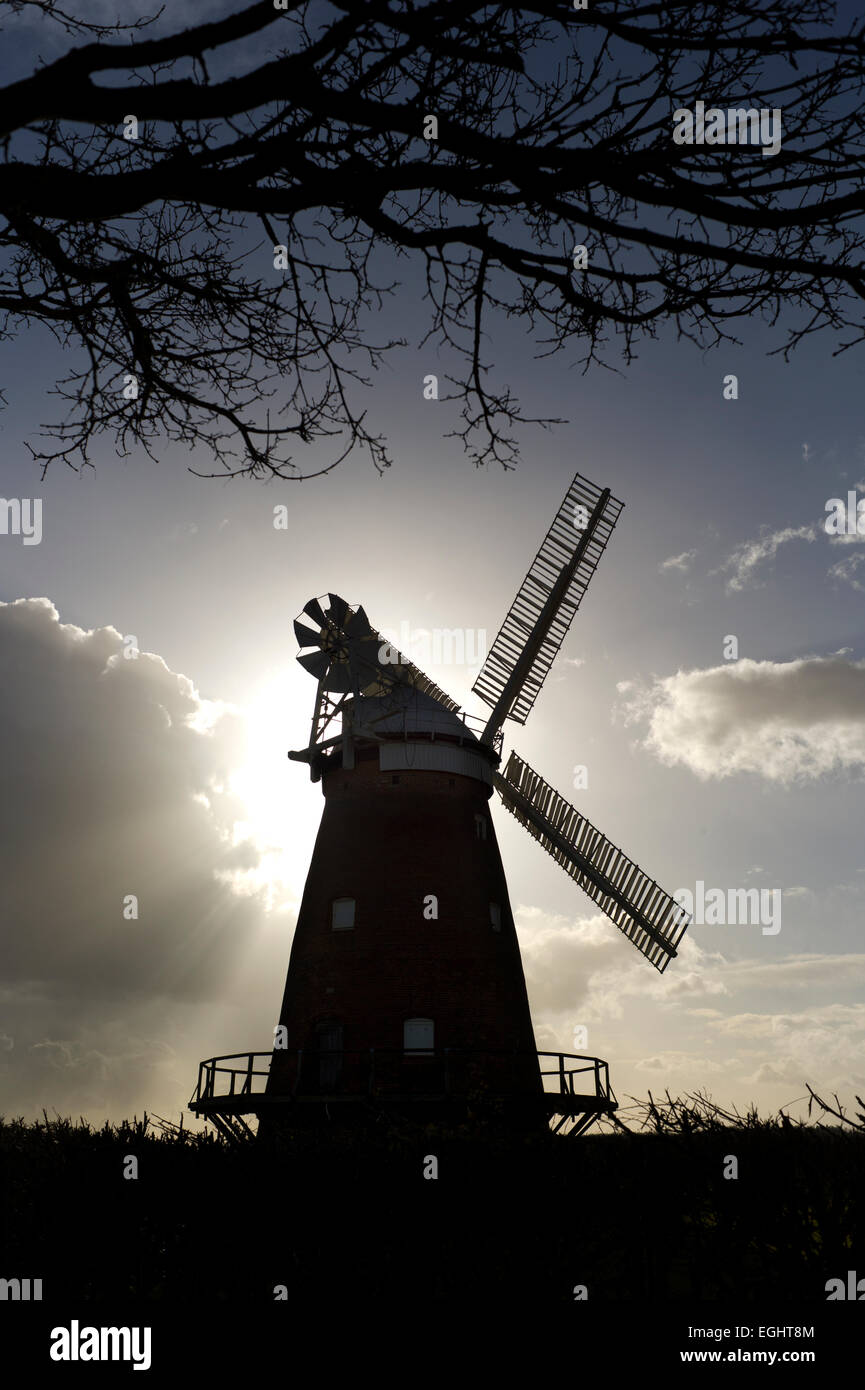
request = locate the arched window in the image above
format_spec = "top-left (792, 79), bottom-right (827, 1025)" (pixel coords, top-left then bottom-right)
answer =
top-left (403, 1018), bottom-right (434, 1055)
top-left (474, 814), bottom-right (487, 841)
top-left (331, 897), bottom-right (355, 930)
top-left (489, 902), bottom-right (502, 931)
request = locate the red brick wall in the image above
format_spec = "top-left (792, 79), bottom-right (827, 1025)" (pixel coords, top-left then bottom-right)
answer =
top-left (269, 746), bottom-right (541, 1098)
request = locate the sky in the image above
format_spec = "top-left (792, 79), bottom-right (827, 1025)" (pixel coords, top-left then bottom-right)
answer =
top-left (0, 1), bottom-right (864, 1129)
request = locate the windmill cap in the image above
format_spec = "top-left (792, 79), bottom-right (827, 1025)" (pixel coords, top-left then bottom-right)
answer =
top-left (349, 686), bottom-right (484, 746)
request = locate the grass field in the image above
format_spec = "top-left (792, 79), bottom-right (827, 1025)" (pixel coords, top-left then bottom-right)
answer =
top-left (1, 1091), bottom-right (862, 1304)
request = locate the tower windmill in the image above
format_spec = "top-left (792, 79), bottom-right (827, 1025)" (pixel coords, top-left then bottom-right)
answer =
top-left (190, 472), bottom-right (690, 1138)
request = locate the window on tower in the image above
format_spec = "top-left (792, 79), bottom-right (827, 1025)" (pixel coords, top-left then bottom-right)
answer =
top-left (331, 897), bottom-right (355, 930)
top-left (474, 814), bottom-right (487, 841)
top-left (403, 1018), bottom-right (434, 1055)
top-left (489, 903), bottom-right (502, 931)
top-left (315, 1020), bottom-right (343, 1090)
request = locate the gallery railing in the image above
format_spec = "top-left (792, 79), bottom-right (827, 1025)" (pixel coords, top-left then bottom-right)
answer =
top-left (189, 1049), bottom-right (616, 1113)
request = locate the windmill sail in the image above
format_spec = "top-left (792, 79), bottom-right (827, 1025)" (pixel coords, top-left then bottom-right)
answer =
top-left (473, 473), bottom-right (623, 737)
top-left (495, 751), bottom-right (690, 972)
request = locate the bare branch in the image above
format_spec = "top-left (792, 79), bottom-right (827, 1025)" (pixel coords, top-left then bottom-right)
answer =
top-left (1, 0), bottom-right (864, 477)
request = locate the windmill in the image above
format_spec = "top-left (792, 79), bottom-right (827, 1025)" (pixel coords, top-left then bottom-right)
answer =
top-left (190, 472), bottom-right (690, 1138)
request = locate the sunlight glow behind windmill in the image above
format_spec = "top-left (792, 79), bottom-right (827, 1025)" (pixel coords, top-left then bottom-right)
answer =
top-left (190, 471), bottom-right (691, 1138)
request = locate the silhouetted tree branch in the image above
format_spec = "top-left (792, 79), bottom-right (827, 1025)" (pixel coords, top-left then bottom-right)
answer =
top-left (2, 0), bottom-right (865, 478)
top-left (806, 1082), bottom-right (865, 1129)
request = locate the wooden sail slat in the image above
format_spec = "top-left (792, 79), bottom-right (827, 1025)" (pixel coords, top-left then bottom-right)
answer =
top-left (495, 751), bottom-right (690, 972)
top-left (472, 473), bottom-right (624, 726)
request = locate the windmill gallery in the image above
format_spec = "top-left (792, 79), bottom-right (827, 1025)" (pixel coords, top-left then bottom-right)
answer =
top-left (190, 472), bottom-right (691, 1137)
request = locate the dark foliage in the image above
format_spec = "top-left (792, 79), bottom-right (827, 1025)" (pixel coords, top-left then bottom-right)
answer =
top-left (1, 1094), bottom-right (862, 1302)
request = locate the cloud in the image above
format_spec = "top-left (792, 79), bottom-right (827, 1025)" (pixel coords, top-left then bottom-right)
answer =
top-left (634, 1050), bottom-right (727, 1075)
top-left (515, 906), bottom-right (728, 1027)
top-left (659, 549), bottom-right (696, 574)
top-left (715, 491), bottom-right (864, 595)
top-left (0, 598), bottom-right (272, 1117)
top-left (718, 525), bottom-right (816, 592)
top-left (719, 954), bottom-right (865, 992)
top-left (828, 549), bottom-right (865, 592)
top-left (713, 1003), bottom-right (865, 1037)
top-left (0, 598), bottom-right (264, 1001)
top-left (513, 902), bottom-right (865, 1108)
top-left (711, 1002), bottom-right (865, 1088)
top-left (515, 909), bottom-right (627, 1016)
top-left (746, 1061), bottom-right (806, 1086)
top-left (617, 655), bottom-right (865, 783)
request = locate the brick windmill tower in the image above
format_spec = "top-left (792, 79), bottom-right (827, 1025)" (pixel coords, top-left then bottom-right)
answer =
top-left (191, 472), bottom-right (690, 1137)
